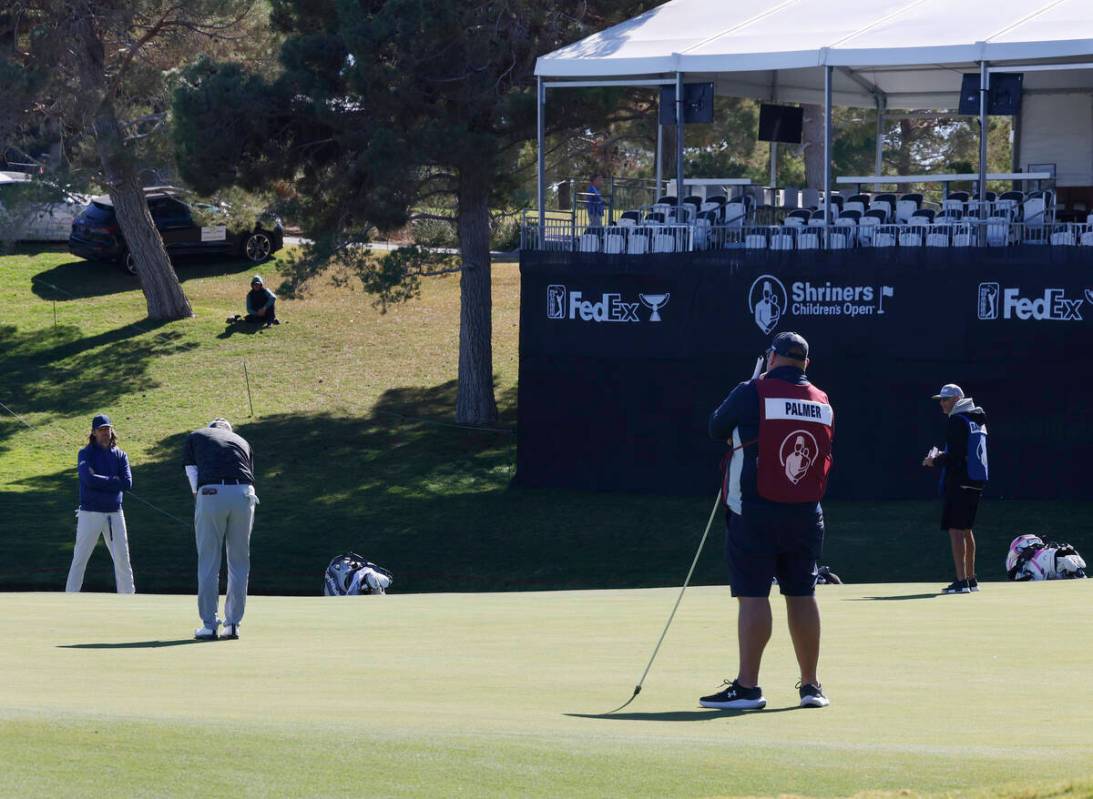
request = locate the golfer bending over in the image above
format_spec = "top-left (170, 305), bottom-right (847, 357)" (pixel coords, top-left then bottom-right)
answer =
top-left (184, 418), bottom-right (258, 640)
top-left (701, 332), bottom-right (834, 710)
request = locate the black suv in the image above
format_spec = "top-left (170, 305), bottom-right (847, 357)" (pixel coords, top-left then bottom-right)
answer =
top-left (68, 186), bottom-right (284, 274)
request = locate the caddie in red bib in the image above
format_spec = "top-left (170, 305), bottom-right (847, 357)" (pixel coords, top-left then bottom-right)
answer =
top-left (755, 378), bottom-right (833, 503)
top-left (701, 330), bottom-right (836, 712)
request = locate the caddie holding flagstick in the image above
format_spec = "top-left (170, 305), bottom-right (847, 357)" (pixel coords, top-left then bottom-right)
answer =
top-left (183, 418), bottom-right (259, 640)
top-left (701, 332), bottom-right (835, 710)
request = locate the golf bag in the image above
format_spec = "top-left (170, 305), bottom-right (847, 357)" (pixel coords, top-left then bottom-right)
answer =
top-left (323, 552), bottom-right (393, 596)
top-left (1005, 535), bottom-right (1087, 581)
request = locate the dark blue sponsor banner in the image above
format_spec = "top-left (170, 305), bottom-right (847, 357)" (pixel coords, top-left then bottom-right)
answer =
top-left (517, 248), bottom-right (1093, 499)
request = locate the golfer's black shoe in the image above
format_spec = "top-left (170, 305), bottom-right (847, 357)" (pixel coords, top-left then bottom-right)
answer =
top-left (941, 579), bottom-right (971, 594)
top-left (699, 679), bottom-right (766, 710)
top-left (798, 681), bottom-right (830, 708)
top-left (968, 577), bottom-right (979, 592)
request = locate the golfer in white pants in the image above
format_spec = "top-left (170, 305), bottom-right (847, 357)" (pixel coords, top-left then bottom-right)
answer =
top-left (66, 414), bottom-right (135, 593)
top-left (184, 418), bottom-right (257, 640)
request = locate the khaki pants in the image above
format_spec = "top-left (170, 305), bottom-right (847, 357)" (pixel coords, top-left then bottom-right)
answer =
top-left (195, 484), bottom-right (257, 627)
top-left (66, 509), bottom-right (135, 593)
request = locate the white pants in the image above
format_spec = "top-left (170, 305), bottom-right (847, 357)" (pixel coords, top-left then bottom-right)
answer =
top-left (65, 509), bottom-right (135, 593)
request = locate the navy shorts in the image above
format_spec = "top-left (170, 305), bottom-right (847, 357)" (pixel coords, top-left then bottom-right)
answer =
top-left (940, 487), bottom-right (981, 530)
top-left (725, 504), bottom-right (825, 597)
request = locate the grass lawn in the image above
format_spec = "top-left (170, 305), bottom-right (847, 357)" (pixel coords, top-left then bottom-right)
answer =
top-left (2, 583), bottom-right (1092, 798)
top-left (1, 247), bottom-right (1092, 595)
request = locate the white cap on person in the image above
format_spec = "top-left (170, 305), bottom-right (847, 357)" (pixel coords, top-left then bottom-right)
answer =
top-left (931, 384), bottom-right (964, 400)
top-left (208, 418), bottom-right (233, 432)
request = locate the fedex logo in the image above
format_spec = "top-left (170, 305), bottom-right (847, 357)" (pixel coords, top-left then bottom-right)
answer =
top-left (1000, 288), bottom-right (1082, 321)
top-left (547, 284), bottom-right (665, 323)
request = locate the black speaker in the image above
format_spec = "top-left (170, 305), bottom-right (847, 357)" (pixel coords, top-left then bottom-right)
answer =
top-left (758, 104), bottom-right (804, 143)
top-left (959, 73), bottom-right (1023, 116)
top-left (659, 83), bottom-right (715, 125)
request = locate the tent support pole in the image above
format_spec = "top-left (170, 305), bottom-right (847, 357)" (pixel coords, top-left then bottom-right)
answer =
top-left (537, 76), bottom-right (545, 242)
top-left (978, 61), bottom-right (989, 246)
top-left (675, 72), bottom-right (684, 204)
top-left (874, 95), bottom-right (886, 192)
top-left (769, 72), bottom-right (778, 195)
top-left (656, 103), bottom-right (663, 199)
top-left (823, 65), bottom-right (832, 233)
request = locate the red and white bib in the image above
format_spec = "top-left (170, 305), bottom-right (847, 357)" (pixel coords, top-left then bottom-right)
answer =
top-left (755, 377), bottom-right (834, 503)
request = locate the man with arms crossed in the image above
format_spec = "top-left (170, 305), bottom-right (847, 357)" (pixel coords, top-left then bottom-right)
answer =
top-left (701, 332), bottom-right (834, 710)
top-left (184, 418), bottom-right (258, 640)
top-left (66, 414), bottom-right (135, 593)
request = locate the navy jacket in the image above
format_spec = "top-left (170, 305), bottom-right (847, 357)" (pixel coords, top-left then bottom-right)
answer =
top-left (246, 287), bottom-right (276, 315)
top-left (709, 365), bottom-right (819, 512)
top-left (78, 443), bottom-right (132, 512)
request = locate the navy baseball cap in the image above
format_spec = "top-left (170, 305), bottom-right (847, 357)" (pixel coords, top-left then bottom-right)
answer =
top-left (770, 331), bottom-right (809, 360)
top-left (251, 275), bottom-right (263, 285)
top-left (91, 414), bottom-right (112, 431)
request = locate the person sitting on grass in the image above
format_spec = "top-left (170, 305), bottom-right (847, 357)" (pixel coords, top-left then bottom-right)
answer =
top-left (227, 275), bottom-right (278, 326)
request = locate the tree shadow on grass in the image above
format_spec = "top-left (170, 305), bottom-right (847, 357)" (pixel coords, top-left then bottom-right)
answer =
top-left (0, 322), bottom-right (198, 451)
top-left (30, 254), bottom-right (260, 302)
top-left (2, 379), bottom-right (721, 594)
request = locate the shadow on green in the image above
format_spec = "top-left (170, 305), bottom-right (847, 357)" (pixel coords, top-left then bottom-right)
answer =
top-left (57, 639), bottom-right (208, 649)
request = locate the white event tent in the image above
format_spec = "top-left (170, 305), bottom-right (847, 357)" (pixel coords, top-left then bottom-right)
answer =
top-left (533, 0), bottom-right (1093, 225)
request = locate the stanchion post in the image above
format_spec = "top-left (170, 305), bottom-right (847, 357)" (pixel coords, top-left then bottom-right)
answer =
top-left (243, 359), bottom-right (255, 417)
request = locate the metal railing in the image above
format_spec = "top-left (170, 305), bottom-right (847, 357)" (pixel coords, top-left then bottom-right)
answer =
top-left (521, 216), bottom-right (1093, 254)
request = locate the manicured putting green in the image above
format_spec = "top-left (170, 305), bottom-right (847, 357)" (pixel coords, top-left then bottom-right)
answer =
top-left (2, 583), bottom-right (1091, 798)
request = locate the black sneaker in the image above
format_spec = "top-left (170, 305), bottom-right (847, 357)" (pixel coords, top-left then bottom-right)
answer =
top-left (699, 679), bottom-right (766, 710)
top-left (968, 577), bottom-right (979, 592)
top-left (798, 681), bottom-right (830, 708)
top-left (941, 579), bottom-right (971, 594)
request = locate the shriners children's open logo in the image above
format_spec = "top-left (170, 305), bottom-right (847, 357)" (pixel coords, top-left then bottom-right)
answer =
top-left (780, 430), bottom-right (817, 485)
top-left (748, 274), bottom-right (894, 333)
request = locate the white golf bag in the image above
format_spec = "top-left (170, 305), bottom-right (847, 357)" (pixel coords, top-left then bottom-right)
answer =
top-left (323, 552), bottom-right (393, 596)
top-left (1005, 535), bottom-right (1087, 581)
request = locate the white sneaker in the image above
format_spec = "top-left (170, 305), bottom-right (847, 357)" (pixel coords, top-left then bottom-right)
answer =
top-left (221, 624), bottom-right (239, 640)
top-left (194, 625), bottom-right (219, 640)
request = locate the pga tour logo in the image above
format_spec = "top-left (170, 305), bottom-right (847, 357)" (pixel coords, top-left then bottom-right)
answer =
top-left (748, 274), bottom-right (894, 333)
top-left (547, 285), bottom-right (670, 323)
top-left (977, 282), bottom-right (1089, 321)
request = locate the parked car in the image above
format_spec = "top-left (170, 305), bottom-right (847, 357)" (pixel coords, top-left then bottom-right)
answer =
top-left (68, 186), bottom-right (284, 274)
top-left (0, 171), bottom-right (89, 242)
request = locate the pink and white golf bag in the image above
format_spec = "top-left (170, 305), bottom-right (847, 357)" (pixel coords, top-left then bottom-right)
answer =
top-left (1005, 534), bottom-right (1087, 581)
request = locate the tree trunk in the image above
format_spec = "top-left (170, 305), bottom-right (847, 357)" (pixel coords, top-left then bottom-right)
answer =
top-left (455, 176), bottom-right (498, 426)
top-left (801, 104), bottom-right (825, 190)
top-left (94, 103), bottom-right (192, 321)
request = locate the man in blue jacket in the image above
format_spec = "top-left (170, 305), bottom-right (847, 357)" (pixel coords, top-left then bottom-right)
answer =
top-left (922, 384), bottom-right (988, 594)
top-left (700, 332), bottom-right (834, 710)
top-left (65, 414), bottom-right (135, 593)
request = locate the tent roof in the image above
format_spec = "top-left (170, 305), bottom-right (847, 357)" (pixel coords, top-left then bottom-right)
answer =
top-left (536, 0), bottom-right (1093, 108)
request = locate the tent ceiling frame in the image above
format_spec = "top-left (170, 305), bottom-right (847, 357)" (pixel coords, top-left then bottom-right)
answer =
top-left (838, 66), bottom-right (886, 101)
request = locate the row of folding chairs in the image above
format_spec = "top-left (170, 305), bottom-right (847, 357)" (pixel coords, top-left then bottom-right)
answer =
top-left (577, 225), bottom-right (692, 254)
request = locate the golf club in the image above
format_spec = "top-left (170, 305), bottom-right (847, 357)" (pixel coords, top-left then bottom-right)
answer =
top-left (605, 355), bottom-right (766, 714)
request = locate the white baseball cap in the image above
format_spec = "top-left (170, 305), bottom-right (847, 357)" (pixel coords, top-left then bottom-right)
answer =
top-left (931, 384), bottom-right (964, 400)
